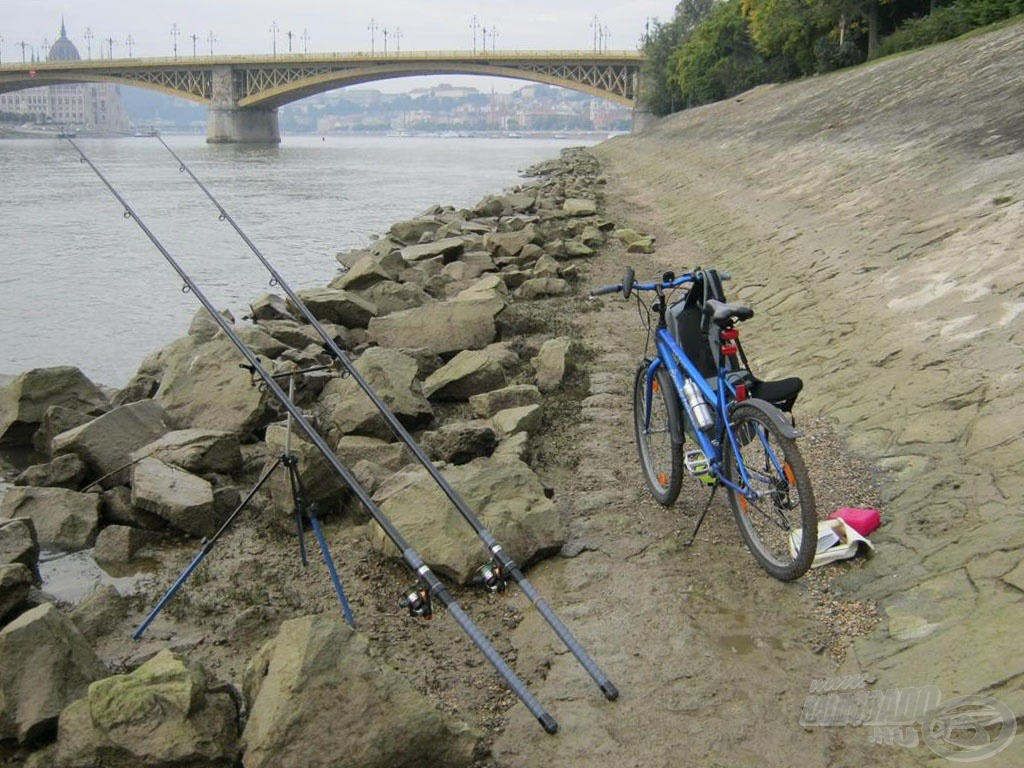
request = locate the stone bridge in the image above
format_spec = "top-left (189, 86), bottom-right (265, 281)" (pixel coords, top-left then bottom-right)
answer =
top-left (0, 50), bottom-right (645, 143)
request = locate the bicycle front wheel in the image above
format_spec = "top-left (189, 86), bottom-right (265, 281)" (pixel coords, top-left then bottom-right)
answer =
top-left (633, 363), bottom-right (683, 506)
top-left (723, 403), bottom-right (817, 580)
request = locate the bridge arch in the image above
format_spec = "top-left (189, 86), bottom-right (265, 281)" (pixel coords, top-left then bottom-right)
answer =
top-left (0, 51), bottom-right (644, 142)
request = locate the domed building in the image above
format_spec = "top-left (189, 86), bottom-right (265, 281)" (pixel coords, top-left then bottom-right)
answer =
top-left (0, 20), bottom-right (127, 133)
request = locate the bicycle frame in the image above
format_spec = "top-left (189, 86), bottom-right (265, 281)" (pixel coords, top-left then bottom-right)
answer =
top-left (642, 330), bottom-right (755, 499)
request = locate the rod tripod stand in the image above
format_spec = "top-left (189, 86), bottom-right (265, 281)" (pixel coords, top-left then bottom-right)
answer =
top-left (133, 368), bottom-right (354, 639)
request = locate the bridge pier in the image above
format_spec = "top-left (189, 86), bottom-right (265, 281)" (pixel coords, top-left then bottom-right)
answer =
top-left (205, 65), bottom-right (281, 144)
top-left (206, 107), bottom-right (281, 144)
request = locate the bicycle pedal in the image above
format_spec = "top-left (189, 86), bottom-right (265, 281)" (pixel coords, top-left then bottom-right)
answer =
top-left (684, 450), bottom-right (710, 477)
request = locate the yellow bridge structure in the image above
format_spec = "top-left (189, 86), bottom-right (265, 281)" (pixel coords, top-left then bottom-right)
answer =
top-left (0, 50), bottom-right (646, 143)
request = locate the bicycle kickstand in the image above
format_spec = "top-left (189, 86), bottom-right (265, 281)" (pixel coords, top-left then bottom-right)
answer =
top-left (684, 484), bottom-right (718, 546)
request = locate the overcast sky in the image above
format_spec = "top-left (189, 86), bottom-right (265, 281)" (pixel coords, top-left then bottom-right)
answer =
top-left (2, 1), bottom-right (672, 63)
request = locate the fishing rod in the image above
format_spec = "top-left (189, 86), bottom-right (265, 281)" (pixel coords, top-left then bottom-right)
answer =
top-left (62, 136), bottom-right (559, 735)
top-left (155, 135), bottom-right (619, 703)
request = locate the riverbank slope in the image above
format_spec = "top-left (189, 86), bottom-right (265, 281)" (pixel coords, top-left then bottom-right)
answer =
top-left (491, 18), bottom-right (1023, 767)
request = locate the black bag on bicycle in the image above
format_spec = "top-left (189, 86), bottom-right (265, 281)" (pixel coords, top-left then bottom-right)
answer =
top-left (666, 268), bottom-right (803, 414)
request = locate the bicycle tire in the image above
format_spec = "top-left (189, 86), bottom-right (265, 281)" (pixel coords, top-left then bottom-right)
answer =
top-left (723, 403), bottom-right (816, 580)
top-left (633, 363), bottom-right (683, 506)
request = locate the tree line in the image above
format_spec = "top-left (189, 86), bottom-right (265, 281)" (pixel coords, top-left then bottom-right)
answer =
top-left (640, 0), bottom-right (1023, 114)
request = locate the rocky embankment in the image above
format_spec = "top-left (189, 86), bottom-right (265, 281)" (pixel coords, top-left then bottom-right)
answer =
top-left (0, 147), bottom-right (649, 767)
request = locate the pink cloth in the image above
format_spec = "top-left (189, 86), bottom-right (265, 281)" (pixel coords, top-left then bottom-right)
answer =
top-left (829, 507), bottom-right (881, 537)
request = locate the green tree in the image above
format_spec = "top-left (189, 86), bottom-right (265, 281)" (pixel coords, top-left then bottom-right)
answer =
top-left (640, 0), bottom-right (717, 114)
top-left (673, 0), bottom-right (771, 106)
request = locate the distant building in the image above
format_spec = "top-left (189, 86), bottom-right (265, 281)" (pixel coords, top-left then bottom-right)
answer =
top-left (0, 20), bottom-right (127, 133)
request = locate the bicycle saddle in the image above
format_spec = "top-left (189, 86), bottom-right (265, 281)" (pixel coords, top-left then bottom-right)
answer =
top-left (703, 299), bottom-right (754, 327)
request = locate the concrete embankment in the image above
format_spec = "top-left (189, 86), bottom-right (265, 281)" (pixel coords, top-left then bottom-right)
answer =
top-left (591, 14), bottom-right (1023, 743)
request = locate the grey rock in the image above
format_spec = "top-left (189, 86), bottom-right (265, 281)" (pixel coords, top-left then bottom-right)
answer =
top-left (154, 339), bottom-right (270, 437)
top-left (420, 421), bottom-right (497, 464)
top-left (241, 615), bottom-right (477, 768)
top-left (0, 367), bottom-right (109, 449)
top-left (93, 525), bottom-right (153, 566)
top-left (0, 564), bottom-right (33, 623)
top-left (52, 399), bottom-right (172, 489)
top-left (249, 293), bottom-right (296, 322)
top-left (533, 336), bottom-right (581, 393)
top-left (132, 428), bottom-right (243, 476)
top-left (388, 217), bottom-right (443, 245)
top-left (0, 603), bottom-right (106, 744)
top-left (130, 458), bottom-right (218, 538)
top-left (368, 298), bottom-right (503, 356)
top-left (422, 349), bottom-right (507, 401)
top-left (469, 384), bottom-right (543, 418)
top-left (491, 404), bottom-right (544, 439)
top-left (562, 197), bottom-right (598, 216)
top-left (0, 518), bottom-right (40, 575)
top-left (329, 255), bottom-right (396, 291)
top-left (399, 236), bottom-right (466, 263)
top-left (291, 288), bottom-right (378, 329)
top-left (56, 649), bottom-right (239, 768)
top-left (100, 485), bottom-right (166, 530)
top-left (335, 436), bottom-right (411, 473)
top-left (321, 347), bottom-right (433, 440)
top-left (370, 458), bottom-right (565, 584)
top-left (69, 584), bottom-right (127, 643)
top-left (361, 280), bottom-right (435, 316)
top-left (0, 487), bottom-right (99, 552)
top-left (514, 277), bottom-right (572, 299)
top-left (13, 453), bottom-right (87, 490)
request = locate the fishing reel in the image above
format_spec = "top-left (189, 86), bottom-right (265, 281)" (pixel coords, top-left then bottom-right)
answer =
top-left (474, 561), bottom-right (508, 593)
top-left (399, 584), bottom-right (433, 619)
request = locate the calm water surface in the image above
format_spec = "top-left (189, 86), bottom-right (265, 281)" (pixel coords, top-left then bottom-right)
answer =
top-left (0, 134), bottom-right (594, 388)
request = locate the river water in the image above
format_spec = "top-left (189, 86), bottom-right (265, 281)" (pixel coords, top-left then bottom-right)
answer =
top-left (0, 134), bottom-right (594, 389)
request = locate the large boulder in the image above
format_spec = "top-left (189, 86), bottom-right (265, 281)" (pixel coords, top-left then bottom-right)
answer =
top-left (562, 197), bottom-right (598, 217)
top-left (51, 399), bottom-right (172, 489)
top-left (422, 349), bottom-right (507, 401)
top-left (0, 367), bottom-right (109, 448)
top-left (291, 288), bottom-right (378, 329)
top-left (130, 458), bottom-right (218, 538)
top-left (248, 293), bottom-right (295, 322)
top-left (153, 338), bottom-right (270, 437)
top-left (0, 487), bottom-right (100, 552)
top-left (0, 603), bottom-right (106, 744)
top-left (56, 649), bottom-right (239, 768)
top-left (320, 347), bottom-right (433, 441)
top-left (370, 457), bottom-right (565, 584)
top-left (132, 429), bottom-right (243, 476)
top-left (484, 223), bottom-right (542, 261)
top-left (241, 615), bottom-right (477, 768)
top-left (368, 299), bottom-right (503, 356)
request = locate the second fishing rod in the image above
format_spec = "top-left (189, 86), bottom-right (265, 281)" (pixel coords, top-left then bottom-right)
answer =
top-left (156, 135), bottom-right (618, 702)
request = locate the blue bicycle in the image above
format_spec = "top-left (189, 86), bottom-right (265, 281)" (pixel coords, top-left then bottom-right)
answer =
top-left (592, 267), bottom-right (817, 580)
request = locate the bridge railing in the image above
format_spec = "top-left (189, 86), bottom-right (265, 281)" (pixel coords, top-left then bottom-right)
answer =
top-left (0, 49), bottom-right (642, 71)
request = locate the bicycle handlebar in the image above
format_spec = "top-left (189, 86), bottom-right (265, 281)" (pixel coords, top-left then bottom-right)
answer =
top-left (589, 268), bottom-right (731, 299)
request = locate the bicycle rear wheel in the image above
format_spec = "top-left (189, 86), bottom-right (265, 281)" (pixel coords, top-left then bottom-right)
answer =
top-left (723, 403), bottom-right (816, 580)
top-left (633, 363), bottom-right (683, 505)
